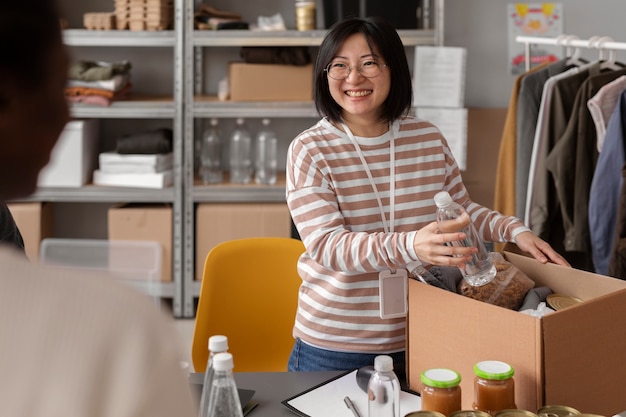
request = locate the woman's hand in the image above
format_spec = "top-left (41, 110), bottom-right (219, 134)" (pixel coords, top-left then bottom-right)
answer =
top-left (513, 231), bottom-right (571, 267)
top-left (413, 221), bottom-right (477, 268)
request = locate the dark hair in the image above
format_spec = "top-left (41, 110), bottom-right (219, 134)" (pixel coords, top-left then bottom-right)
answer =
top-left (0, 1), bottom-right (64, 101)
top-left (314, 16), bottom-right (413, 124)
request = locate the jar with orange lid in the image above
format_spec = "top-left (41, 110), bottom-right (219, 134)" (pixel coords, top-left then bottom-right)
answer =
top-left (472, 360), bottom-right (516, 416)
top-left (421, 368), bottom-right (462, 416)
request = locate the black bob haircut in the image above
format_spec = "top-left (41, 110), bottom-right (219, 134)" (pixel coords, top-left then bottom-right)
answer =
top-left (313, 16), bottom-right (413, 124)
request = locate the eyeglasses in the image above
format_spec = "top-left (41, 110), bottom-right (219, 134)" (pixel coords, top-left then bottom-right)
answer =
top-left (324, 61), bottom-right (387, 80)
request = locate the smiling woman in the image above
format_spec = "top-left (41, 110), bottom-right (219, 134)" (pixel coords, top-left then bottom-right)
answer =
top-left (284, 16), bottom-right (569, 379)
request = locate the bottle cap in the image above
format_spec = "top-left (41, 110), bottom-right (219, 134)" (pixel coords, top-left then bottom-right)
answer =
top-left (374, 355), bottom-right (394, 372)
top-left (473, 360), bottom-right (514, 380)
top-left (213, 352), bottom-right (234, 371)
top-left (421, 368), bottom-right (461, 388)
top-left (433, 191), bottom-right (453, 208)
top-left (208, 335), bottom-right (228, 353)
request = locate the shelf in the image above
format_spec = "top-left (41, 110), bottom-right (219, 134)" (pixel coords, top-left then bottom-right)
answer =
top-left (193, 176), bottom-right (286, 203)
top-left (15, 185), bottom-right (176, 203)
top-left (70, 96), bottom-right (176, 119)
top-left (63, 29), bottom-right (176, 47)
top-left (192, 29), bottom-right (437, 47)
top-left (193, 96), bottom-right (318, 118)
top-left (126, 281), bottom-right (176, 298)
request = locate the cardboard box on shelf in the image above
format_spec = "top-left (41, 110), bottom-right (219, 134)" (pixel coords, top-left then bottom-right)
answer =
top-left (228, 63), bottom-right (313, 102)
top-left (6, 202), bottom-right (53, 262)
top-left (407, 251), bottom-right (626, 416)
top-left (108, 203), bottom-right (172, 282)
top-left (38, 119), bottom-right (99, 187)
top-left (195, 203), bottom-right (292, 281)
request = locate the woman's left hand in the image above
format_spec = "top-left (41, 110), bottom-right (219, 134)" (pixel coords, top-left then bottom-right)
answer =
top-left (513, 231), bottom-right (571, 267)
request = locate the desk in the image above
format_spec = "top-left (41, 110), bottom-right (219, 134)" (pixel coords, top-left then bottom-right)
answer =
top-left (190, 371), bottom-right (343, 417)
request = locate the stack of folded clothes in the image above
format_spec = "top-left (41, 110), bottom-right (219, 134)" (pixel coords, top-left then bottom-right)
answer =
top-left (66, 60), bottom-right (132, 107)
top-left (93, 128), bottom-right (174, 189)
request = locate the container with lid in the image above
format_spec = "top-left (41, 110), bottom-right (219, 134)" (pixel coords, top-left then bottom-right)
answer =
top-left (421, 368), bottom-right (463, 416)
top-left (494, 410), bottom-right (537, 417)
top-left (472, 360), bottom-right (516, 416)
top-left (536, 405), bottom-right (581, 417)
top-left (451, 411), bottom-right (492, 417)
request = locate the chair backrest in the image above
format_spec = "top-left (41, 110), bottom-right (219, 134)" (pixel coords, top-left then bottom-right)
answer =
top-left (191, 237), bottom-right (305, 373)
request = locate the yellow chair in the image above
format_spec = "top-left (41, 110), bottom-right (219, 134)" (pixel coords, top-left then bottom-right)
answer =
top-left (191, 237), bottom-right (305, 373)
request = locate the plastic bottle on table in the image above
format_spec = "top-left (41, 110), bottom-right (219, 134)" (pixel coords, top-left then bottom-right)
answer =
top-left (254, 118), bottom-right (278, 185)
top-left (204, 352), bottom-right (244, 417)
top-left (229, 118), bottom-right (252, 184)
top-left (199, 335), bottom-right (229, 417)
top-left (200, 118), bottom-right (223, 184)
top-left (367, 355), bottom-right (401, 417)
top-left (434, 191), bottom-right (496, 286)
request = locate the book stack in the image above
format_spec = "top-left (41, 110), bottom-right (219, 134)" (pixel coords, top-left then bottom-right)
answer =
top-left (93, 152), bottom-right (173, 189)
top-left (114, 0), bottom-right (173, 30)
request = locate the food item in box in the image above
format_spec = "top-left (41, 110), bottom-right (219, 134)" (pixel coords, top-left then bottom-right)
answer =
top-left (458, 252), bottom-right (534, 310)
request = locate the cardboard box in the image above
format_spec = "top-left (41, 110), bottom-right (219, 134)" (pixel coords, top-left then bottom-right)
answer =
top-left (38, 119), bottom-right (99, 187)
top-left (195, 203), bottom-right (292, 280)
top-left (228, 63), bottom-right (313, 102)
top-left (6, 202), bottom-right (53, 262)
top-left (407, 252), bottom-right (626, 415)
top-left (108, 204), bottom-right (172, 282)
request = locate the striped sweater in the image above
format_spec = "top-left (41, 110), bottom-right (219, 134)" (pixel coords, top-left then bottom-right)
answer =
top-left (286, 116), bottom-right (529, 353)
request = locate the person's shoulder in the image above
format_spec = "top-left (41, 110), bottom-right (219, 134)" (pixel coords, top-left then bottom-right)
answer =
top-left (397, 115), bottom-right (443, 135)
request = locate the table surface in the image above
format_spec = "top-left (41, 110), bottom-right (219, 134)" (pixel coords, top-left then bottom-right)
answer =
top-left (190, 371), bottom-right (344, 417)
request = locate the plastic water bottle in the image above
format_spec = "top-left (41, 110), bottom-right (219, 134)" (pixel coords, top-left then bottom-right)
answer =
top-left (368, 355), bottom-right (401, 417)
top-left (204, 352), bottom-right (244, 417)
top-left (434, 191), bottom-right (496, 286)
top-left (199, 335), bottom-right (229, 417)
top-left (200, 118), bottom-right (223, 184)
top-left (254, 118), bottom-right (278, 185)
top-left (229, 118), bottom-right (252, 184)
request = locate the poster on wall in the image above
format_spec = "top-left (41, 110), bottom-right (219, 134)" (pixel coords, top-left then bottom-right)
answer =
top-left (507, 3), bottom-right (564, 74)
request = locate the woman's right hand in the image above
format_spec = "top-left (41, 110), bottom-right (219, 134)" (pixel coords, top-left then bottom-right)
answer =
top-left (412, 221), bottom-right (477, 268)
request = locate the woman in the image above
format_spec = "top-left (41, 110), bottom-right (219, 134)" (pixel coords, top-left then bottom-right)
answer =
top-left (285, 16), bottom-right (569, 378)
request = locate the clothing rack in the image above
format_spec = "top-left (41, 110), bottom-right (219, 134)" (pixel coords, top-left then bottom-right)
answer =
top-left (516, 34), bottom-right (626, 72)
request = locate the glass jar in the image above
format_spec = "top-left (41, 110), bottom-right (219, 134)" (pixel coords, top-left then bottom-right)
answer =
top-left (472, 361), bottom-right (516, 416)
top-left (421, 368), bottom-right (462, 416)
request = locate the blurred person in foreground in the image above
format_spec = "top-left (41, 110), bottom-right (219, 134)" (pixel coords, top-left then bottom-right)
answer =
top-left (285, 16), bottom-right (570, 380)
top-left (0, 2), bottom-right (196, 416)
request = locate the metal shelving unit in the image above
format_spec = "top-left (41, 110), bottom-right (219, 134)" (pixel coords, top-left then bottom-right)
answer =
top-left (14, 1), bottom-right (186, 316)
top-left (181, 0), bottom-right (445, 317)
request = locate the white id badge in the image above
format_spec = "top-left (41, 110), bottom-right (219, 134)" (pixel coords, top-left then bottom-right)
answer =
top-left (379, 269), bottom-right (408, 319)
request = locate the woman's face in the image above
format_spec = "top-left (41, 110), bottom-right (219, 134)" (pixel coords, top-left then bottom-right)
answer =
top-left (0, 44), bottom-right (70, 199)
top-left (327, 33), bottom-right (390, 124)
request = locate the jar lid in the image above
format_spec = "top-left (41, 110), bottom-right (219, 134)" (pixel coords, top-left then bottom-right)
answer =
top-left (420, 368), bottom-right (461, 388)
top-left (473, 360), bottom-right (514, 380)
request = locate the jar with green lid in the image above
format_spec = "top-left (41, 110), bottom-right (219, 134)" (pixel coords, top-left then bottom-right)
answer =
top-left (472, 360), bottom-right (516, 416)
top-left (421, 368), bottom-right (462, 416)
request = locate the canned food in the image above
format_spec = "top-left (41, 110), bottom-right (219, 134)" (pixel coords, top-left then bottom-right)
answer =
top-left (450, 410), bottom-right (492, 417)
top-left (405, 411), bottom-right (446, 417)
top-left (537, 405), bottom-right (580, 417)
top-left (576, 414), bottom-right (606, 417)
top-left (494, 410), bottom-right (538, 417)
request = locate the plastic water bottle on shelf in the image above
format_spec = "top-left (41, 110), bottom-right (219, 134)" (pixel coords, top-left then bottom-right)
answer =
top-left (200, 118), bottom-right (223, 184)
top-left (367, 355), bottom-right (401, 417)
top-left (229, 118), bottom-right (252, 184)
top-left (434, 190), bottom-right (496, 286)
top-left (199, 335), bottom-right (229, 417)
top-left (254, 118), bottom-right (278, 185)
top-left (204, 352), bottom-right (244, 417)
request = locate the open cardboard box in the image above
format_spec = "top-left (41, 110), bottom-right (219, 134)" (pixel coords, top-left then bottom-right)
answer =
top-left (407, 251), bottom-right (626, 416)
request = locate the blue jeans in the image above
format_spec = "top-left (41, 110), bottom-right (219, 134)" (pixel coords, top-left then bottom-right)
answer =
top-left (287, 338), bottom-right (407, 387)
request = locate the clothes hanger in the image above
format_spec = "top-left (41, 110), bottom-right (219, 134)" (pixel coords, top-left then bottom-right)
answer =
top-left (595, 36), bottom-right (624, 71)
top-left (563, 35), bottom-right (586, 67)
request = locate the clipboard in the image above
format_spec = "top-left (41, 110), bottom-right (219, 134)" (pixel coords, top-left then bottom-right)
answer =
top-left (281, 369), bottom-right (422, 417)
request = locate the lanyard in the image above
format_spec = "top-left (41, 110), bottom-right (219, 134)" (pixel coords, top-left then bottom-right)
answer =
top-left (341, 122), bottom-right (395, 233)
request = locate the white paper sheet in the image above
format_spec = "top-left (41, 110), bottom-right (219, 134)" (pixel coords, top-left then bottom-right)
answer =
top-left (415, 107), bottom-right (469, 171)
top-left (283, 370), bottom-right (422, 417)
top-left (413, 46), bottom-right (467, 108)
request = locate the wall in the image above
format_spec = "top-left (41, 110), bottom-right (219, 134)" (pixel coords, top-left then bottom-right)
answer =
top-left (445, 0), bottom-right (626, 107)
